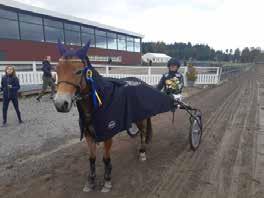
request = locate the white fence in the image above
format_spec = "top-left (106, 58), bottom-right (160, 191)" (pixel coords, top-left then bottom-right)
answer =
top-left (0, 61), bottom-right (222, 86)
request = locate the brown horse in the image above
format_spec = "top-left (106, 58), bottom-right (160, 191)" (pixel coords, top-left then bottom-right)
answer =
top-left (53, 41), bottom-right (152, 192)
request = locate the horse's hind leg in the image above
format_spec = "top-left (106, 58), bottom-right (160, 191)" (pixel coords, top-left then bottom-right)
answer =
top-left (101, 138), bottom-right (113, 193)
top-left (83, 135), bottom-right (97, 192)
top-left (137, 119), bottom-right (148, 161)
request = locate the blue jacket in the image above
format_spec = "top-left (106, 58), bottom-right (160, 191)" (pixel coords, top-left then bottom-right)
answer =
top-left (1, 75), bottom-right (20, 99)
top-left (42, 60), bottom-right (52, 77)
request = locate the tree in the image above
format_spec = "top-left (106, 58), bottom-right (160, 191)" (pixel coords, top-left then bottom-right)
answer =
top-left (141, 42), bottom-right (252, 62)
top-left (241, 47), bottom-right (250, 63)
top-left (234, 48), bottom-right (241, 62)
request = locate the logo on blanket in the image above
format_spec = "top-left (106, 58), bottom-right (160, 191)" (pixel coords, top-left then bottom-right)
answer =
top-left (108, 121), bottom-right (116, 129)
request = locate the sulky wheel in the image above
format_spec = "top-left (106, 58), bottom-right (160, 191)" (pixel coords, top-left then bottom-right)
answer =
top-left (189, 110), bottom-right (203, 151)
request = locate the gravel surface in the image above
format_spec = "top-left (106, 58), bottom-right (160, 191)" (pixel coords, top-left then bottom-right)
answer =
top-left (0, 95), bottom-right (79, 167)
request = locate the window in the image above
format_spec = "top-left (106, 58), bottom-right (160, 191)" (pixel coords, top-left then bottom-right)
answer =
top-left (44, 18), bottom-right (64, 43)
top-left (95, 29), bottom-right (107, 49)
top-left (0, 8), bottom-right (19, 39)
top-left (81, 26), bottom-right (95, 47)
top-left (0, 8), bottom-right (18, 20)
top-left (19, 13), bottom-right (42, 24)
top-left (0, 18), bottom-right (19, 39)
top-left (64, 22), bottom-right (81, 45)
top-left (44, 18), bottom-right (63, 28)
top-left (44, 26), bottom-right (64, 43)
top-left (64, 23), bottom-right (80, 31)
top-left (127, 36), bottom-right (134, 52)
top-left (65, 31), bottom-right (81, 46)
top-left (82, 26), bottom-right (94, 34)
top-left (19, 13), bottom-right (44, 41)
top-left (134, 38), bottom-right (141, 52)
top-left (82, 33), bottom-right (95, 47)
top-left (117, 35), bottom-right (126, 51)
top-left (107, 32), bottom-right (117, 50)
top-left (20, 22), bottom-right (44, 41)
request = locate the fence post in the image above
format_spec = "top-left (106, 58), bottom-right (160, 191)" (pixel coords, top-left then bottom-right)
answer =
top-left (106, 65), bottom-right (109, 77)
top-left (148, 67), bottom-right (151, 76)
top-left (32, 61), bottom-right (37, 72)
top-left (183, 66), bottom-right (188, 86)
top-left (217, 67), bottom-right (222, 84)
top-left (32, 61), bottom-right (37, 84)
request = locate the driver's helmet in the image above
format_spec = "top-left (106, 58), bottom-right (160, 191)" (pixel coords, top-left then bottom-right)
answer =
top-left (167, 58), bottom-right (181, 68)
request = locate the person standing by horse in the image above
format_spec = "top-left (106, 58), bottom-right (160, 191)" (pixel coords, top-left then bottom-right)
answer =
top-left (36, 56), bottom-right (56, 101)
top-left (157, 58), bottom-right (184, 98)
top-left (0, 66), bottom-right (22, 126)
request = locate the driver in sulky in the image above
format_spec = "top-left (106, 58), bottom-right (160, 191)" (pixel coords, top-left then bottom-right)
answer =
top-left (157, 58), bottom-right (184, 101)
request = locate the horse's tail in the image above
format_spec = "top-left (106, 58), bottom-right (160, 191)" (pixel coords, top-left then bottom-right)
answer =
top-left (145, 118), bottom-right (153, 144)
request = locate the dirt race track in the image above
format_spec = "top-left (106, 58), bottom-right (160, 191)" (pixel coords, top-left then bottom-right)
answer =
top-left (1, 65), bottom-right (264, 198)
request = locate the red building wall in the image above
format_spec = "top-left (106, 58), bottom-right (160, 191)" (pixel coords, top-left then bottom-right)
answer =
top-left (0, 39), bottom-right (141, 65)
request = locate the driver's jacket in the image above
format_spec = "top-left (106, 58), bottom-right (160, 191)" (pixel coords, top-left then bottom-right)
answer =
top-left (157, 71), bottom-right (184, 95)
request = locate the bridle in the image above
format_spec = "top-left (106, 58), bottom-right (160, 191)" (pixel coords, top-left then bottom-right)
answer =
top-left (57, 58), bottom-right (90, 103)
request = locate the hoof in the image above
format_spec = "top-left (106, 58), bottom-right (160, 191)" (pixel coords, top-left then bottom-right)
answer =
top-left (83, 181), bottom-right (95, 192)
top-left (139, 152), bottom-right (147, 161)
top-left (101, 181), bottom-right (112, 193)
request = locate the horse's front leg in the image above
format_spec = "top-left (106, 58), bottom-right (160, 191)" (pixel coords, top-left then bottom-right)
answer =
top-left (83, 135), bottom-right (97, 192)
top-left (101, 138), bottom-right (113, 193)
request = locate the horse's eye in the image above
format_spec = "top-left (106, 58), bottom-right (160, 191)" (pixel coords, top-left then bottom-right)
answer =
top-left (75, 70), bottom-right (83, 75)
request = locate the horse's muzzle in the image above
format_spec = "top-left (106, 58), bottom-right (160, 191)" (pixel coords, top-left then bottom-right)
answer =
top-left (54, 93), bottom-right (73, 113)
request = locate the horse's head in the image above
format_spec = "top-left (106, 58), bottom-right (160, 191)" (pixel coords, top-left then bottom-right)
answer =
top-left (54, 40), bottom-right (90, 112)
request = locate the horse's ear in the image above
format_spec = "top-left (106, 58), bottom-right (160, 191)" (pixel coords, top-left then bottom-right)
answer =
top-left (57, 39), bottom-right (66, 56)
top-left (76, 41), bottom-right (90, 60)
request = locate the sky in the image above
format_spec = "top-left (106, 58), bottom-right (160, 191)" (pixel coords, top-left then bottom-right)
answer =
top-left (15, 0), bottom-right (264, 51)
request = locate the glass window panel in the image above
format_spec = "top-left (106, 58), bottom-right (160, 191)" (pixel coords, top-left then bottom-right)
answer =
top-left (81, 26), bottom-right (94, 34)
top-left (107, 32), bottom-right (116, 38)
top-left (135, 42), bottom-right (141, 52)
top-left (95, 29), bottom-right (106, 37)
top-left (65, 30), bottom-right (81, 45)
top-left (118, 34), bottom-right (126, 40)
top-left (127, 36), bottom-right (134, 42)
top-left (127, 41), bottom-right (134, 52)
top-left (45, 26), bottom-right (64, 43)
top-left (135, 38), bottom-right (140, 43)
top-left (134, 38), bottom-right (141, 52)
top-left (82, 33), bottom-right (95, 47)
top-left (0, 18), bottom-right (19, 39)
top-left (107, 37), bottom-right (117, 50)
top-left (44, 18), bottom-right (63, 28)
top-left (96, 35), bottom-right (107, 49)
top-left (118, 37), bottom-right (126, 51)
top-left (20, 22), bottom-right (44, 41)
top-left (19, 13), bottom-right (42, 24)
top-left (64, 23), bottom-right (80, 31)
top-left (0, 8), bottom-right (17, 20)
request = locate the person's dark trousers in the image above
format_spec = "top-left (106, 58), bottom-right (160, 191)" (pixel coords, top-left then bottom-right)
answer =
top-left (2, 97), bottom-right (22, 124)
top-left (37, 76), bottom-right (56, 100)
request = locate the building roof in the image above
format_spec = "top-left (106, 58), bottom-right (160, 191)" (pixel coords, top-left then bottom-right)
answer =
top-left (0, 0), bottom-right (144, 38)
top-left (143, 53), bottom-right (171, 58)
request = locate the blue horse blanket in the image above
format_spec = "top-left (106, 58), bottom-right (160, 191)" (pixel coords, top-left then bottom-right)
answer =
top-left (77, 71), bottom-right (174, 142)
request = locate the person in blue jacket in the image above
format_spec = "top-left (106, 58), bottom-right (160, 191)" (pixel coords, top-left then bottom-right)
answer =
top-left (36, 56), bottom-right (55, 101)
top-left (0, 66), bottom-right (22, 126)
